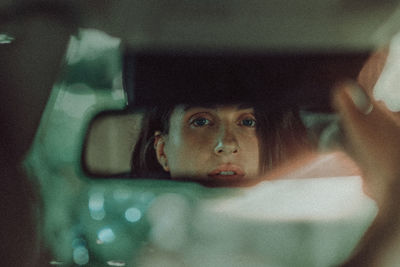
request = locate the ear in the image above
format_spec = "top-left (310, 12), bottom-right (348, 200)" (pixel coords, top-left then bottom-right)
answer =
top-left (154, 131), bottom-right (170, 172)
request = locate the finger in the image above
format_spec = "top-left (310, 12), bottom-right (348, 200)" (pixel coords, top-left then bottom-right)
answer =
top-left (334, 82), bottom-right (398, 139)
top-left (333, 83), bottom-right (371, 142)
top-left (332, 82), bottom-right (384, 163)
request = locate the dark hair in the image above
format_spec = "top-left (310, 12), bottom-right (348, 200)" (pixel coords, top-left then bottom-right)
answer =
top-left (130, 105), bottom-right (174, 179)
top-left (130, 105), bottom-right (310, 178)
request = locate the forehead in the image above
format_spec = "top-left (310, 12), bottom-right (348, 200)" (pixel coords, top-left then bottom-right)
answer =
top-left (182, 103), bottom-right (254, 112)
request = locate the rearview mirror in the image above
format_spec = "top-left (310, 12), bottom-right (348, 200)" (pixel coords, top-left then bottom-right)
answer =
top-left (84, 111), bottom-right (143, 177)
top-left (82, 51), bottom-right (368, 185)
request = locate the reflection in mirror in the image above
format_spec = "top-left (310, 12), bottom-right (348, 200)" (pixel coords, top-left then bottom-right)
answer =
top-left (130, 104), bottom-right (311, 182)
top-left (84, 47), bottom-right (370, 186)
top-left (84, 105), bottom-right (360, 186)
top-left (84, 111), bottom-right (143, 176)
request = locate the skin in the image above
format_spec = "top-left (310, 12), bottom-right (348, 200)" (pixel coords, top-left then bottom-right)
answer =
top-left (3, 7), bottom-right (400, 265)
top-left (336, 81), bottom-right (400, 267)
top-left (336, 49), bottom-right (400, 267)
top-left (154, 105), bottom-right (260, 180)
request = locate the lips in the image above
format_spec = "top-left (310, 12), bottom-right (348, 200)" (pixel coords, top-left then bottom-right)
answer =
top-left (208, 164), bottom-right (245, 179)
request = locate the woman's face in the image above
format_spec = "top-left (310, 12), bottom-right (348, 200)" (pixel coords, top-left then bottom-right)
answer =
top-left (155, 105), bottom-right (260, 180)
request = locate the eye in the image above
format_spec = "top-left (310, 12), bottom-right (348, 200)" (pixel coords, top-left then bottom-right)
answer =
top-left (191, 117), bottom-right (211, 127)
top-left (240, 118), bottom-right (256, 128)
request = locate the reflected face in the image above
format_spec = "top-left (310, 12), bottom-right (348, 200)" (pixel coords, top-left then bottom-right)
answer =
top-left (155, 105), bottom-right (260, 180)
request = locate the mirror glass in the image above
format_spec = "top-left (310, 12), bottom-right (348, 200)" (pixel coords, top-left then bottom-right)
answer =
top-left (83, 106), bottom-right (362, 185)
top-left (84, 111), bottom-right (143, 176)
top-left (82, 51), bottom-right (368, 185)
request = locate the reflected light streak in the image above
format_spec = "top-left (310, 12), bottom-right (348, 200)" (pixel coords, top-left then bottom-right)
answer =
top-left (0, 33), bottom-right (14, 44)
top-left (107, 260), bottom-right (126, 266)
top-left (49, 260), bottom-right (64, 265)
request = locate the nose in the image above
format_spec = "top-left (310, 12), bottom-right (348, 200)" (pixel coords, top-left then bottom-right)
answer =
top-left (214, 127), bottom-right (239, 155)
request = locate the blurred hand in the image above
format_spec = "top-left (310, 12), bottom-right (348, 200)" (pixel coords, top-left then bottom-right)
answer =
top-left (333, 82), bottom-right (400, 207)
top-left (335, 50), bottom-right (400, 266)
top-left (336, 82), bottom-right (400, 267)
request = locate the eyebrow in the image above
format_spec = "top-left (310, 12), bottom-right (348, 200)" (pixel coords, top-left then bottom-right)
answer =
top-left (183, 103), bottom-right (254, 112)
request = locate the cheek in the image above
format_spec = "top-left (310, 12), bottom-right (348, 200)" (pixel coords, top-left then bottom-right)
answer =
top-left (237, 129), bottom-right (259, 150)
top-left (238, 133), bottom-right (260, 168)
top-left (165, 129), bottom-right (216, 171)
top-left (245, 137), bottom-right (259, 157)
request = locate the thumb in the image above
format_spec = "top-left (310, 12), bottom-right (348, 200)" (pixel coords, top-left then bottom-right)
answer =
top-left (333, 81), bottom-right (400, 205)
top-left (333, 82), bottom-right (373, 134)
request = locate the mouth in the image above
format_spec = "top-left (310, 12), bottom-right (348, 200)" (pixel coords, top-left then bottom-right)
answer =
top-left (208, 164), bottom-right (245, 179)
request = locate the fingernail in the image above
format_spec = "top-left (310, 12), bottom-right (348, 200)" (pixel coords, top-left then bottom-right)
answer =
top-left (346, 82), bottom-right (373, 115)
